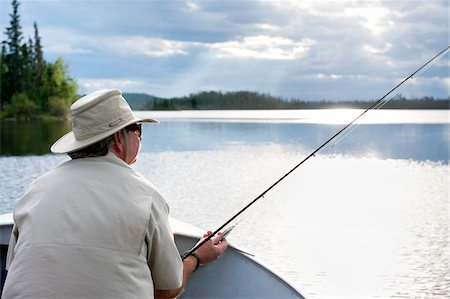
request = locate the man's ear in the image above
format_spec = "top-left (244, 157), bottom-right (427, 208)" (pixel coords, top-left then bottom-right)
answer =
top-left (112, 131), bottom-right (122, 144)
top-left (111, 131), bottom-right (124, 155)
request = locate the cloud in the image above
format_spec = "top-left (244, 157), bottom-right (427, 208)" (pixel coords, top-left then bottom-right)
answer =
top-left (40, 27), bottom-right (93, 55)
top-left (315, 73), bottom-right (343, 80)
top-left (343, 6), bottom-right (392, 35)
top-left (185, 1), bottom-right (201, 12)
top-left (363, 43), bottom-right (393, 55)
top-left (46, 44), bottom-right (92, 55)
top-left (113, 36), bottom-right (189, 57)
top-left (208, 36), bottom-right (315, 60)
top-left (77, 78), bottom-right (151, 95)
top-left (41, 27), bottom-right (190, 58)
top-left (405, 76), bottom-right (450, 98)
top-left (42, 25), bottom-right (316, 61)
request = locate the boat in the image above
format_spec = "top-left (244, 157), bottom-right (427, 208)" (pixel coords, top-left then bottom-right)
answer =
top-left (0, 213), bottom-right (304, 298)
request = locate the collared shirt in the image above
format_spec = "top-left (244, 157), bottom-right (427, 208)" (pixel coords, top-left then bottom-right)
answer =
top-left (3, 152), bottom-right (183, 298)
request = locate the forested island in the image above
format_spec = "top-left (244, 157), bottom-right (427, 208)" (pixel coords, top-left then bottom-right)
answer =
top-left (128, 91), bottom-right (448, 111)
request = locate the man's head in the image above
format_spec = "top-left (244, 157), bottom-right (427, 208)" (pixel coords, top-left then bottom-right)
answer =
top-left (109, 123), bottom-right (143, 164)
top-left (51, 89), bottom-right (158, 163)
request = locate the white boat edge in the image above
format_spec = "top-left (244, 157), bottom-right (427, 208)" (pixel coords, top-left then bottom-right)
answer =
top-left (0, 213), bottom-right (305, 298)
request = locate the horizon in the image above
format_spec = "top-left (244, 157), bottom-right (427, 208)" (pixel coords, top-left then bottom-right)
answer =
top-left (120, 90), bottom-right (448, 102)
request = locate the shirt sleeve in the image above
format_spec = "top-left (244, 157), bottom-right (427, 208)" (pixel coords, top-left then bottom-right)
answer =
top-left (147, 197), bottom-right (183, 290)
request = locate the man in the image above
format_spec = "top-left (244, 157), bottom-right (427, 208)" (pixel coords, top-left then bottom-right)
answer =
top-left (2, 89), bottom-right (228, 298)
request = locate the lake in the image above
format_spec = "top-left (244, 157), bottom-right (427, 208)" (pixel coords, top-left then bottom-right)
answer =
top-left (0, 109), bottom-right (449, 298)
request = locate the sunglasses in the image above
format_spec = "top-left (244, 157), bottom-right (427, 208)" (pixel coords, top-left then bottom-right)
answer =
top-left (125, 123), bottom-right (142, 138)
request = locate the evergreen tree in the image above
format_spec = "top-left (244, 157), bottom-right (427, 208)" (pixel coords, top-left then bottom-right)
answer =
top-left (0, 44), bottom-right (7, 105)
top-left (2, 0), bottom-right (24, 107)
top-left (32, 22), bottom-right (46, 109)
top-left (21, 38), bottom-right (33, 91)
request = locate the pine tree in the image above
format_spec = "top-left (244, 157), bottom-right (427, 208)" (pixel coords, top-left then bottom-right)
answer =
top-left (0, 44), bottom-right (7, 106)
top-left (1, 0), bottom-right (24, 107)
top-left (32, 22), bottom-right (47, 111)
top-left (21, 38), bottom-right (33, 91)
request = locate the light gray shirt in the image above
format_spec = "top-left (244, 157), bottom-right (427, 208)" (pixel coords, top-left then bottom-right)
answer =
top-left (3, 152), bottom-right (183, 298)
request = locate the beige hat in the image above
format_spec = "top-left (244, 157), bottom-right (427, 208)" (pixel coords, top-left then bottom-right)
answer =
top-left (51, 89), bottom-right (158, 154)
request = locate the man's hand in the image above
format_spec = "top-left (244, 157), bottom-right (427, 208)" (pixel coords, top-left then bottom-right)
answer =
top-left (195, 231), bottom-right (228, 264)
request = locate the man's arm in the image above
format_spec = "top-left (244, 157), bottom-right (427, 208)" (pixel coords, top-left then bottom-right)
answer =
top-left (155, 232), bottom-right (228, 299)
top-left (154, 255), bottom-right (197, 299)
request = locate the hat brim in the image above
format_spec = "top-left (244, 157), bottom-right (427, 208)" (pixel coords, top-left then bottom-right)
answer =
top-left (50, 117), bottom-right (158, 154)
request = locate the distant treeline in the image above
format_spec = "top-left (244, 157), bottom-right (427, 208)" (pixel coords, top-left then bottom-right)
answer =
top-left (138, 91), bottom-right (448, 110)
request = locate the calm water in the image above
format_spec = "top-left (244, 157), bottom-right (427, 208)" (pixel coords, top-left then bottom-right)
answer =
top-left (0, 109), bottom-right (449, 298)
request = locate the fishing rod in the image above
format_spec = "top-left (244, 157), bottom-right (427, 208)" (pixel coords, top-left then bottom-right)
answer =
top-left (181, 45), bottom-right (450, 261)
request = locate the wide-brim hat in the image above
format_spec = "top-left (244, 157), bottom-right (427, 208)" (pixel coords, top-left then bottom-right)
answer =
top-left (51, 89), bottom-right (158, 154)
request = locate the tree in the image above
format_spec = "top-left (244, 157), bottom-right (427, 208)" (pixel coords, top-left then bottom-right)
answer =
top-left (1, 0), bottom-right (24, 107)
top-left (45, 58), bottom-right (77, 116)
top-left (4, 92), bottom-right (38, 120)
top-left (32, 22), bottom-right (46, 108)
top-left (21, 38), bottom-right (33, 91)
top-left (0, 44), bottom-right (7, 105)
top-left (1, 0), bottom-right (78, 119)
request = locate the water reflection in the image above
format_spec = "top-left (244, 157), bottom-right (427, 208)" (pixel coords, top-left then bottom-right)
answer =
top-left (0, 120), bottom-right (71, 156)
top-left (141, 121), bottom-right (449, 162)
top-left (1, 111), bottom-right (448, 163)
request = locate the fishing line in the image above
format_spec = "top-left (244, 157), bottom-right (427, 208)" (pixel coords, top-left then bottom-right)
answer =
top-left (181, 45), bottom-right (450, 260)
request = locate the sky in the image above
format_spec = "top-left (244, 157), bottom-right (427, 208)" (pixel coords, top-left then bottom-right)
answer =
top-left (0, 0), bottom-right (448, 101)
